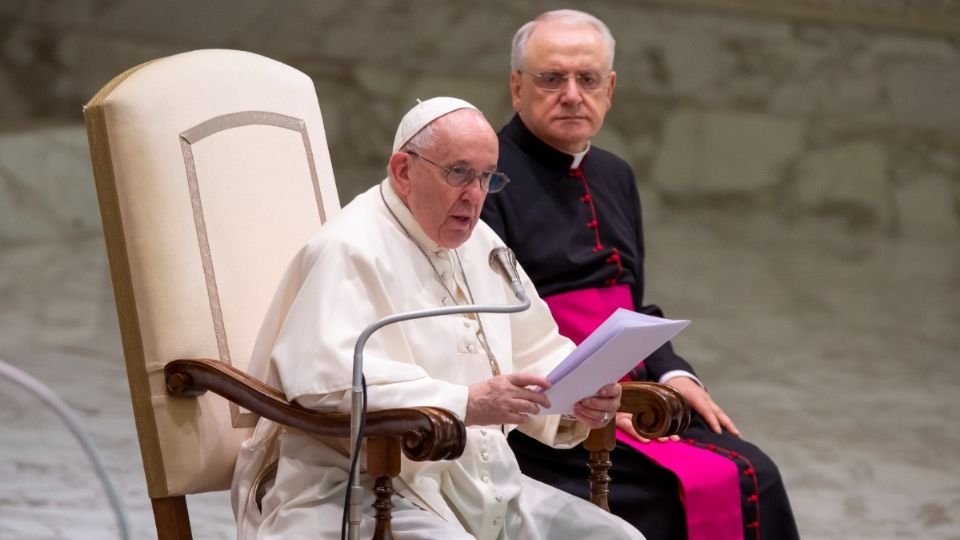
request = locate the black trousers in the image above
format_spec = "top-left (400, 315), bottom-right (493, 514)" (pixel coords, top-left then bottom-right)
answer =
top-left (509, 412), bottom-right (800, 540)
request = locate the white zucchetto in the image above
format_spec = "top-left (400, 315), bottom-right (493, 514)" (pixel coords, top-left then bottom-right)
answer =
top-left (392, 97), bottom-right (479, 152)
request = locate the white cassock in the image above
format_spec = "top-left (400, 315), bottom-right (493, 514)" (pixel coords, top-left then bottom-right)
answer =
top-left (231, 179), bottom-right (643, 540)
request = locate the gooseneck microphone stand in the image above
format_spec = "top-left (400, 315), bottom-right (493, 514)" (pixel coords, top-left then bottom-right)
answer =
top-left (344, 247), bottom-right (528, 540)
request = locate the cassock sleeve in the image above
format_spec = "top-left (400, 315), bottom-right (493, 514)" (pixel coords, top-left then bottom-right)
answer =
top-left (626, 180), bottom-right (698, 381)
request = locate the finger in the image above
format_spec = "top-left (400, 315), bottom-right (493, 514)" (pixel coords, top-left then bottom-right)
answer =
top-left (506, 372), bottom-right (552, 390)
top-left (516, 387), bottom-right (552, 409)
top-left (506, 399), bottom-right (540, 417)
top-left (572, 402), bottom-right (598, 420)
top-left (585, 382), bottom-right (621, 399)
top-left (704, 402), bottom-right (730, 434)
top-left (578, 395), bottom-right (618, 411)
top-left (572, 403), bottom-right (607, 427)
top-left (704, 411), bottom-right (722, 434)
top-left (615, 412), bottom-right (641, 440)
top-left (717, 410), bottom-right (740, 437)
top-left (690, 398), bottom-right (718, 427)
top-left (595, 382), bottom-right (621, 398)
top-left (584, 404), bottom-right (613, 423)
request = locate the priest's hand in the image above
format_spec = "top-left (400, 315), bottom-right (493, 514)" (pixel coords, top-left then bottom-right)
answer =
top-left (572, 382), bottom-right (621, 430)
top-left (465, 373), bottom-right (552, 426)
top-left (666, 376), bottom-right (740, 437)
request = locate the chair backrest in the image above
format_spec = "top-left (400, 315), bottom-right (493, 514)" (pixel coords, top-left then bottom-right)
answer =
top-left (84, 49), bottom-right (340, 499)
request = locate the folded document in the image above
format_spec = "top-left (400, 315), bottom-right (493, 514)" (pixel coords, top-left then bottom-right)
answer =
top-left (538, 308), bottom-right (689, 415)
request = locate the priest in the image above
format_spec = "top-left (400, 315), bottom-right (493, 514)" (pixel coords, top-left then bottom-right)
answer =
top-left (482, 10), bottom-right (800, 540)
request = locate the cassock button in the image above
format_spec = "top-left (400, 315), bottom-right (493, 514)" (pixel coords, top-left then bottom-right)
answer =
top-left (493, 517), bottom-right (502, 527)
top-left (482, 476), bottom-right (490, 483)
top-left (468, 344), bottom-right (477, 353)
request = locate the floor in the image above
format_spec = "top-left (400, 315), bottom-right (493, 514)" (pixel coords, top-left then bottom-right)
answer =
top-left (1, 207), bottom-right (958, 539)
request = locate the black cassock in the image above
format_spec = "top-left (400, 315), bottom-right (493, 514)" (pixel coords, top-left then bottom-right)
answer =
top-left (481, 115), bottom-right (799, 540)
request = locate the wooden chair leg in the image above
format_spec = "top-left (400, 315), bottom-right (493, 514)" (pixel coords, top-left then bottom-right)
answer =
top-left (372, 475), bottom-right (396, 540)
top-left (367, 437), bottom-right (401, 540)
top-left (583, 422), bottom-right (617, 511)
top-left (151, 495), bottom-right (193, 540)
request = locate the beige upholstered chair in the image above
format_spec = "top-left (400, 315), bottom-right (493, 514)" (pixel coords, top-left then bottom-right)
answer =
top-left (83, 49), bottom-right (464, 540)
top-left (83, 48), bottom-right (688, 539)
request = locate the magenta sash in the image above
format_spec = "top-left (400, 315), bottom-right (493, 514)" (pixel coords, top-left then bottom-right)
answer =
top-left (544, 286), bottom-right (743, 540)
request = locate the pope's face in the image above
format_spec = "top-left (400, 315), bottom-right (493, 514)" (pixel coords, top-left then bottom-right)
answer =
top-left (393, 110), bottom-right (498, 249)
top-left (511, 21), bottom-right (616, 154)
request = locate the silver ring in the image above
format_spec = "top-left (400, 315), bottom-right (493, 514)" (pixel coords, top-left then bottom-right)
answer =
top-left (600, 412), bottom-right (611, 424)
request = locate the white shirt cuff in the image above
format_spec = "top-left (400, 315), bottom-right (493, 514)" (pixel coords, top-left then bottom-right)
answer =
top-left (657, 370), bottom-right (704, 388)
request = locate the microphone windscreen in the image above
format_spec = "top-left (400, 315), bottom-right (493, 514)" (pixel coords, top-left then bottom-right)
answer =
top-left (489, 246), bottom-right (521, 284)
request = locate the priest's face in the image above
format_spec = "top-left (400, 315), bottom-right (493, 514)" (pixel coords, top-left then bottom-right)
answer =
top-left (393, 110), bottom-right (498, 249)
top-left (511, 20), bottom-right (616, 154)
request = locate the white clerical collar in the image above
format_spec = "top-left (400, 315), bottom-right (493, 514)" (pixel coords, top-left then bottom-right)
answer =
top-left (568, 143), bottom-right (591, 169)
top-left (379, 178), bottom-right (447, 254)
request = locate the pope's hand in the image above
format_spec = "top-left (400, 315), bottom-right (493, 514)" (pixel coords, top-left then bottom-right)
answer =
top-left (465, 373), bottom-right (552, 426)
top-left (573, 382), bottom-right (621, 430)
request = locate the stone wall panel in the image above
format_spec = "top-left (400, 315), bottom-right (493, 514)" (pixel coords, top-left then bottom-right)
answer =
top-left (791, 140), bottom-right (891, 230)
top-left (0, 1), bottom-right (958, 240)
top-left (0, 125), bottom-right (99, 243)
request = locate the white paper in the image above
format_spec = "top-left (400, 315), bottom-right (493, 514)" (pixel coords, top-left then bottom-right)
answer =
top-left (538, 308), bottom-right (689, 415)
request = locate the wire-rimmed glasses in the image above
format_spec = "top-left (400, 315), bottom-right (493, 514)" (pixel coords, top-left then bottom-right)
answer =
top-left (520, 70), bottom-right (611, 93)
top-left (406, 151), bottom-right (510, 193)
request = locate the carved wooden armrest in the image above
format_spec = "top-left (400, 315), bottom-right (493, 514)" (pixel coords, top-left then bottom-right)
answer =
top-left (165, 358), bottom-right (465, 461)
top-left (165, 358), bottom-right (466, 539)
top-left (582, 381), bottom-right (691, 510)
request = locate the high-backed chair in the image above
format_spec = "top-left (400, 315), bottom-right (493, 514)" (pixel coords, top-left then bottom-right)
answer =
top-left (83, 49), bottom-right (465, 539)
top-left (83, 48), bottom-right (688, 539)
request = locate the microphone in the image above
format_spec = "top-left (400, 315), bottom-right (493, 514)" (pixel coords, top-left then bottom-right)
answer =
top-left (345, 246), bottom-right (531, 539)
top-left (489, 246), bottom-right (527, 303)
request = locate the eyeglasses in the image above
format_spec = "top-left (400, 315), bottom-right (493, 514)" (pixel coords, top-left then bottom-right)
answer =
top-left (405, 151), bottom-right (510, 193)
top-left (520, 70), bottom-right (610, 93)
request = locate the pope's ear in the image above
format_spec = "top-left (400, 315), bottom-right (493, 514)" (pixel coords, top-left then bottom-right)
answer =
top-left (389, 151), bottom-right (413, 196)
